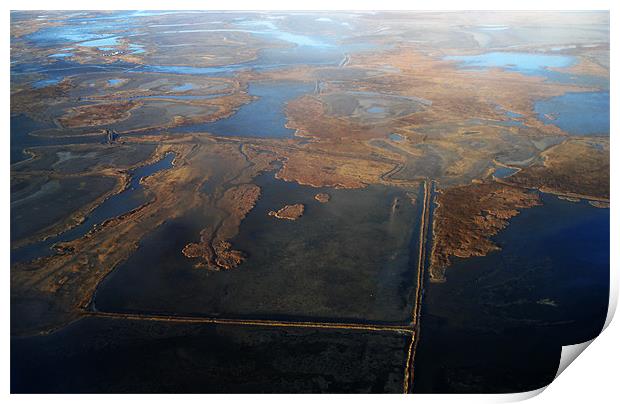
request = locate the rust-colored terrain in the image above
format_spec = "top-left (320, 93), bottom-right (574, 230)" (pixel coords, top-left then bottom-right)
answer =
top-left (429, 182), bottom-right (542, 282)
top-left (269, 203), bottom-right (305, 220)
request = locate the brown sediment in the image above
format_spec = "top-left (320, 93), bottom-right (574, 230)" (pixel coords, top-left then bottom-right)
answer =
top-left (183, 183), bottom-right (262, 270)
top-left (10, 169), bottom-right (130, 250)
top-left (269, 204), bottom-right (305, 220)
top-left (274, 145), bottom-right (397, 189)
top-left (428, 182), bottom-right (541, 283)
top-left (589, 201), bottom-right (610, 209)
top-left (314, 193), bottom-right (330, 203)
top-left (504, 138), bottom-right (609, 201)
top-left (11, 79), bottom-right (73, 117)
top-left (58, 101), bottom-right (142, 128)
top-left (11, 144), bottom-right (176, 249)
top-left (549, 54), bottom-right (610, 78)
top-left (10, 14), bottom-right (66, 38)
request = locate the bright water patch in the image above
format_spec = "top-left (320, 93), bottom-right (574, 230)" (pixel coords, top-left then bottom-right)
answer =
top-left (368, 106), bottom-right (386, 114)
top-left (48, 52), bottom-right (73, 58)
top-left (445, 52), bottom-right (575, 75)
top-left (32, 78), bottom-right (60, 88)
top-left (478, 25), bottom-right (509, 31)
top-left (172, 83), bottom-right (195, 92)
top-left (128, 43), bottom-right (145, 54)
top-left (171, 81), bottom-right (314, 138)
top-left (162, 28), bottom-right (332, 48)
top-left (108, 79), bottom-right (124, 86)
top-left (493, 166), bottom-right (519, 179)
top-left (389, 133), bottom-right (404, 142)
top-left (79, 36), bottom-right (120, 47)
top-left (535, 91), bottom-right (609, 135)
top-left (504, 110), bottom-right (523, 119)
top-left (132, 63), bottom-right (252, 76)
top-left (108, 94), bottom-right (226, 101)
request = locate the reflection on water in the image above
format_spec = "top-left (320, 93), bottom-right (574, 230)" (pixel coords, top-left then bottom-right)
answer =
top-left (414, 194), bottom-right (609, 393)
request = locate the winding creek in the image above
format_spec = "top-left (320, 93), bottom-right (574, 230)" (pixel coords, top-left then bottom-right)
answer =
top-left (11, 152), bottom-right (175, 264)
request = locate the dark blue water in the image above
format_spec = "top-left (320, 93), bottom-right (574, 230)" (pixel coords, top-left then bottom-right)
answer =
top-left (535, 91), bottom-right (610, 136)
top-left (170, 81), bottom-right (314, 138)
top-left (415, 194), bottom-right (609, 392)
top-left (11, 152), bottom-right (175, 264)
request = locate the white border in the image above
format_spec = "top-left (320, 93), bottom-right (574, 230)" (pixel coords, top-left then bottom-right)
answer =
top-left (3, 1), bottom-right (617, 402)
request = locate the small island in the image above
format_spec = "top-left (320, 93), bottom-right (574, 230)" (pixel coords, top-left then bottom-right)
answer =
top-left (314, 193), bottom-right (330, 203)
top-left (268, 203), bottom-right (305, 220)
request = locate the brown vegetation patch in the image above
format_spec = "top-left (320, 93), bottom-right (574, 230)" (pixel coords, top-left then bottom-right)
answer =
top-left (504, 138), bottom-right (609, 200)
top-left (429, 182), bottom-right (541, 282)
top-left (183, 184), bottom-right (261, 270)
top-left (314, 193), bottom-right (330, 203)
top-left (268, 204), bottom-right (305, 220)
top-left (58, 101), bottom-right (141, 128)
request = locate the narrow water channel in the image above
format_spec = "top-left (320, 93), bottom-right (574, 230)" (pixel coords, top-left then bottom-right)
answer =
top-left (11, 152), bottom-right (176, 264)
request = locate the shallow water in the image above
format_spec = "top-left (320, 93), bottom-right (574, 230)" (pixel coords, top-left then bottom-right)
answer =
top-left (368, 106), bottom-right (386, 113)
top-left (493, 166), bottom-right (519, 178)
top-left (445, 52), bottom-right (575, 73)
top-left (170, 81), bottom-right (314, 138)
top-left (414, 194), bottom-right (609, 393)
top-left (10, 114), bottom-right (101, 164)
top-left (446, 52), bottom-right (608, 88)
top-left (535, 91), bottom-right (610, 135)
top-left (94, 173), bottom-right (423, 323)
top-left (11, 152), bottom-right (175, 264)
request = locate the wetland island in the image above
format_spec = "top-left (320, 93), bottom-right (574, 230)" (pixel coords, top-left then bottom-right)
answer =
top-left (10, 10), bottom-right (609, 394)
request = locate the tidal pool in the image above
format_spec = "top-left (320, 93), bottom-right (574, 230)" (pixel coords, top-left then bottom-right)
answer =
top-left (11, 152), bottom-right (175, 264)
top-left (94, 173), bottom-right (424, 323)
top-left (414, 194), bottom-right (609, 393)
top-left (535, 91), bottom-right (610, 136)
top-left (170, 81), bottom-right (314, 138)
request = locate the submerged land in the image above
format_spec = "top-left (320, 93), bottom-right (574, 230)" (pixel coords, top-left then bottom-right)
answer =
top-left (10, 10), bottom-right (610, 393)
